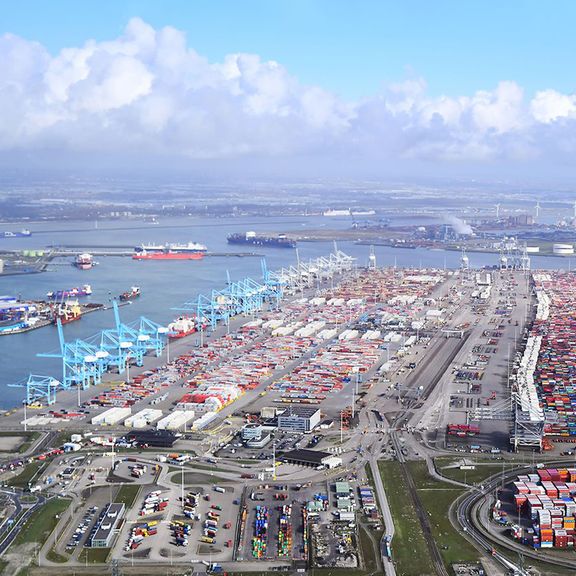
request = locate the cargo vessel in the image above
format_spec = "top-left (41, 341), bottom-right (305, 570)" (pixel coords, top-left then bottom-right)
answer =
top-left (52, 300), bottom-right (82, 324)
top-left (133, 242), bottom-right (207, 260)
top-left (1, 229), bottom-right (32, 238)
top-left (119, 286), bottom-right (141, 301)
top-left (47, 284), bottom-right (92, 300)
top-left (227, 232), bottom-right (296, 249)
top-left (168, 316), bottom-right (196, 339)
top-left (74, 253), bottom-right (93, 270)
top-left (323, 209), bottom-right (351, 217)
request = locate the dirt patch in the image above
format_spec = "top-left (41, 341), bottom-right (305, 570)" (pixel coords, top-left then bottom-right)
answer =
top-left (1, 542), bottom-right (36, 576)
top-left (159, 547), bottom-right (186, 558)
top-left (0, 436), bottom-right (25, 452)
top-left (198, 543), bottom-right (222, 555)
top-left (123, 547), bottom-right (151, 559)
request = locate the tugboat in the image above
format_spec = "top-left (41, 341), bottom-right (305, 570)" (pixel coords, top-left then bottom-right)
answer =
top-left (1, 229), bottom-right (32, 238)
top-left (119, 286), bottom-right (141, 301)
top-left (74, 253), bottom-right (93, 270)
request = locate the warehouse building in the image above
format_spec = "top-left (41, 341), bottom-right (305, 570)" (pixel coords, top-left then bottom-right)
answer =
top-left (277, 407), bottom-right (321, 433)
top-left (279, 449), bottom-right (341, 469)
top-left (86, 503), bottom-right (125, 548)
top-left (126, 429), bottom-right (177, 448)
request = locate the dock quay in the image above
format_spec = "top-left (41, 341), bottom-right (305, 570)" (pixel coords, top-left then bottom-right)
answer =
top-left (39, 247), bottom-right (262, 258)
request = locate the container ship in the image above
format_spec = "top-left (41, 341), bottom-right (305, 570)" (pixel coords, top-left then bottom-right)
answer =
top-left (74, 253), bottom-right (93, 270)
top-left (132, 242), bottom-right (207, 260)
top-left (168, 316), bottom-right (196, 339)
top-left (2, 229), bottom-right (32, 238)
top-left (47, 284), bottom-right (92, 300)
top-left (52, 300), bottom-right (82, 325)
top-left (227, 232), bottom-right (296, 249)
top-left (119, 286), bottom-right (141, 301)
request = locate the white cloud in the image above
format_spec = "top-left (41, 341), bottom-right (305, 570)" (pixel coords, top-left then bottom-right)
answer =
top-left (531, 89), bottom-right (576, 123)
top-left (1, 17), bottom-right (576, 171)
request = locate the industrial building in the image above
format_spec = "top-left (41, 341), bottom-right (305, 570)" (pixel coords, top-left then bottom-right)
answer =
top-left (126, 429), bottom-right (177, 447)
top-left (279, 449), bottom-right (342, 468)
top-left (246, 433), bottom-right (272, 448)
top-left (241, 423), bottom-right (263, 440)
top-left (335, 481), bottom-right (351, 497)
top-left (86, 503), bottom-right (125, 548)
top-left (277, 407), bottom-right (321, 433)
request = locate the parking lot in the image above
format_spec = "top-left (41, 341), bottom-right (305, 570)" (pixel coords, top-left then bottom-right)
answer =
top-left (112, 481), bottom-right (240, 563)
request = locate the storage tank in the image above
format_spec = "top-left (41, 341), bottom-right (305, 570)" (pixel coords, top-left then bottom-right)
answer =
top-left (553, 243), bottom-right (574, 255)
top-left (526, 246), bottom-right (540, 253)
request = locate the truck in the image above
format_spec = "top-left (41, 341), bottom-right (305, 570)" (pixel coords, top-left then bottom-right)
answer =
top-left (213, 486), bottom-right (226, 493)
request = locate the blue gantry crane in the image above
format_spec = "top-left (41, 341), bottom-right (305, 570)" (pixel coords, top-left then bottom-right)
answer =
top-left (36, 304), bottom-right (167, 399)
top-left (8, 374), bottom-right (60, 406)
top-left (38, 319), bottom-right (103, 390)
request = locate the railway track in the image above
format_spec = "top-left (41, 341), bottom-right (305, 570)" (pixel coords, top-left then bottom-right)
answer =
top-left (391, 431), bottom-right (449, 576)
top-left (454, 463), bottom-right (576, 574)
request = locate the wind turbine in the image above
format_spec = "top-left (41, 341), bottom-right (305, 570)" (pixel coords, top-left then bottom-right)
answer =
top-left (495, 203), bottom-right (501, 219)
top-left (535, 201), bottom-right (541, 221)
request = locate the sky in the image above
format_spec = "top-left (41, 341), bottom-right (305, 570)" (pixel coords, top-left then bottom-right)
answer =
top-left (1, 1), bottom-right (576, 180)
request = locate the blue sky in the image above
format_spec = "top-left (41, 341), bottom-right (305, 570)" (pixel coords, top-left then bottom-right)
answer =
top-left (1, 1), bottom-right (576, 178)
top-left (2, 0), bottom-right (574, 100)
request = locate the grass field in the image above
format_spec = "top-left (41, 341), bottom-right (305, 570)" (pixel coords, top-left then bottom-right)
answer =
top-left (378, 461), bottom-right (435, 576)
top-left (434, 457), bottom-right (519, 485)
top-left (310, 570), bottom-right (368, 576)
top-left (115, 483), bottom-right (141, 507)
top-left (0, 431), bottom-right (41, 454)
top-left (7, 460), bottom-right (48, 489)
top-left (78, 547), bottom-right (110, 564)
top-left (358, 523), bottom-right (380, 574)
top-left (13, 498), bottom-right (71, 547)
top-left (168, 463), bottom-right (229, 473)
top-left (45, 547), bottom-right (69, 563)
top-left (407, 461), bottom-right (479, 567)
top-left (168, 471), bottom-right (228, 485)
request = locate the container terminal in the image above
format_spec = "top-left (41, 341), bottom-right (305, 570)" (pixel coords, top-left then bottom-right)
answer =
top-left (2, 249), bottom-right (576, 576)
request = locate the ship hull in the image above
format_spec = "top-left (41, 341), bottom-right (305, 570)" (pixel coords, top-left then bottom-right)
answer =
top-left (132, 253), bottom-right (204, 260)
top-left (227, 235), bottom-right (296, 248)
top-left (53, 314), bottom-right (81, 325)
top-left (168, 328), bottom-right (197, 340)
top-left (2, 232), bottom-right (32, 238)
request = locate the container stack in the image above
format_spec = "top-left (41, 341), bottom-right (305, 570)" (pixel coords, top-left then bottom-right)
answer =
top-left (530, 273), bottom-right (576, 439)
top-left (278, 504), bottom-right (292, 557)
top-left (512, 467), bottom-right (576, 549)
top-left (252, 505), bottom-right (268, 559)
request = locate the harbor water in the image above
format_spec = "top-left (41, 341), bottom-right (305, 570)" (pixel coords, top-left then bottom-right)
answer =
top-left (0, 214), bottom-right (573, 409)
